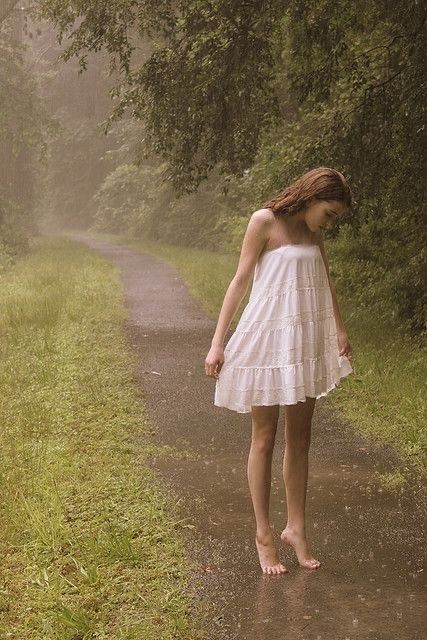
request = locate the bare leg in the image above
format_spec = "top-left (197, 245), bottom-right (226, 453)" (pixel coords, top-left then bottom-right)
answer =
top-left (280, 397), bottom-right (321, 569)
top-left (248, 405), bottom-right (288, 575)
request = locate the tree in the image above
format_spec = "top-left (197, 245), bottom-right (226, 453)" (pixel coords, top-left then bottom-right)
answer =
top-left (0, 3), bottom-right (52, 262)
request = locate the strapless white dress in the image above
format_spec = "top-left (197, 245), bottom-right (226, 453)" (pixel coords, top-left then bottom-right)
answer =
top-left (214, 244), bottom-right (353, 413)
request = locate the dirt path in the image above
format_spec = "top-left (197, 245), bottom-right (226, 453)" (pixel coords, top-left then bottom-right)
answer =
top-left (72, 235), bottom-right (425, 640)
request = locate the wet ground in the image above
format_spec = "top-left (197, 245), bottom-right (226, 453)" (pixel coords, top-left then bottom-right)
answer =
top-left (71, 235), bottom-right (425, 640)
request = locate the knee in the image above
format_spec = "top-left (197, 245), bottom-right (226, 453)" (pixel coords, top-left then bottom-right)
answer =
top-left (251, 431), bottom-right (276, 455)
top-left (285, 431), bottom-right (311, 456)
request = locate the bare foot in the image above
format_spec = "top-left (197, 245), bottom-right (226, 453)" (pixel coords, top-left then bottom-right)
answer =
top-left (280, 527), bottom-right (321, 569)
top-left (255, 530), bottom-right (289, 575)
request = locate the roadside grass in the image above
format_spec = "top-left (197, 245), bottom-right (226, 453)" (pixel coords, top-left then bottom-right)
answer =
top-left (76, 231), bottom-right (426, 477)
top-left (0, 236), bottom-right (207, 639)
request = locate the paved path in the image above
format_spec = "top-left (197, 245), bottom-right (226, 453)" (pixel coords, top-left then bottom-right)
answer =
top-left (72, 235), bottom-right (425, 640)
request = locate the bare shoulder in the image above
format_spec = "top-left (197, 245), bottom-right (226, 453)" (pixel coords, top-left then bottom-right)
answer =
top-left (232, 209), bottom-right (274, 287)
top-left (243, 208), bottom-right (275, 251)
top-left (250, 207), bottom-right (275, 228)
top-left (241, 208), bottom-right (274, 250)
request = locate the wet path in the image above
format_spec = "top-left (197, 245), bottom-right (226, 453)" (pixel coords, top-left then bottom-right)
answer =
top-left (71, 236), bottom-right (425, 640)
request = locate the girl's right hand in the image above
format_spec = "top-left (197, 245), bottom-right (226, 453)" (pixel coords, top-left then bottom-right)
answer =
top-left (205, 345), bottom-right (225, 380)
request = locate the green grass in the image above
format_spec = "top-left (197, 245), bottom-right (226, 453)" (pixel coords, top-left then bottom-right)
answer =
top-left (75, 231), bottom-right (426, 476)
top-left (0, 236), bottom-right (208, 639)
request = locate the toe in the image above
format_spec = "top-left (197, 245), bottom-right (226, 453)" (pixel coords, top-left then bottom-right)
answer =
top-left (302, 559), bottom-right (315, 569)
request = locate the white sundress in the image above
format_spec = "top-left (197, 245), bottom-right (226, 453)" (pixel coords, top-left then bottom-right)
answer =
top-left (214, 243), bottom-right (353, 413)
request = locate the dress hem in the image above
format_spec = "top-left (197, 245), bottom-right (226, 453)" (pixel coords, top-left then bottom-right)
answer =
top-left (213, 366), bottom-right (353, 414)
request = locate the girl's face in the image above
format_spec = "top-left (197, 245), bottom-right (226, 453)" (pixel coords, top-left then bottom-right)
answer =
top-left (304, 199), bottom-right (347, 233)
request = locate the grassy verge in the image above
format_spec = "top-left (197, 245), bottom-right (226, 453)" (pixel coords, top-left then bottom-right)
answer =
top-left (0, 236), bottom-right (207, 639)
top-left (74, 231), bottom-right (426, 478)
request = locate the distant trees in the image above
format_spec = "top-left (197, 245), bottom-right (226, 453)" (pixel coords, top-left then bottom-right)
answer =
top-left (0, 4), bottom-right (51, 266)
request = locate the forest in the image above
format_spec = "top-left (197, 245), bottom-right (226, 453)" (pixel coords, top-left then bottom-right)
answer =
top-left (1, 0), bottom-right (425, 339)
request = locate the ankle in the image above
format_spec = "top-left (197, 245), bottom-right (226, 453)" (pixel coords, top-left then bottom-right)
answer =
top-left (283, 524), bottom-right (305, 537)
top-left (256, 527), bottom-right (273, 540)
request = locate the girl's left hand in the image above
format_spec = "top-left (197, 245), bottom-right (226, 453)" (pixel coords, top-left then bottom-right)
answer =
top-left (337, 330), bottom-right (353, 360)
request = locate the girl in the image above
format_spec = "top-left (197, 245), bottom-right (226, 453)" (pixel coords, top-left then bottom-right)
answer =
top-left (205, 167), bottom-right (354, 576)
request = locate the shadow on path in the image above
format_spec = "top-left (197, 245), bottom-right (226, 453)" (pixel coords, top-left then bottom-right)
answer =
top-left (71, 235), bottom-right (425, 640)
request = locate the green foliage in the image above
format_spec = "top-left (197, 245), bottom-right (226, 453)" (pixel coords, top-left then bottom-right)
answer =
top-left (34, 0), bottom-right (425, 192)
top-left (0, 197), bottom-right (31, 272)
top-left (33, 0), bottom-right (426, 337)
top-left (92, 161), bottom-right (174, 238)
top-left (329, 214), bottom-right (426, 338)
top-left (92, 161), bottom-right (237, 250)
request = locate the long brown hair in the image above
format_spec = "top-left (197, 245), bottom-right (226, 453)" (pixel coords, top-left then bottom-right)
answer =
top-left (262, 167), bottom-right (352, 216)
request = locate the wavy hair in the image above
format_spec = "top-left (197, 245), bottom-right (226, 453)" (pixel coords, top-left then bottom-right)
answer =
top-left (262, 167), bottom-right (352, 216)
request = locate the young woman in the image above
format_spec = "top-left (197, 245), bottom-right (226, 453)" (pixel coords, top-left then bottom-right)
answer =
top-left (205, 167), bottom-right (354, 576)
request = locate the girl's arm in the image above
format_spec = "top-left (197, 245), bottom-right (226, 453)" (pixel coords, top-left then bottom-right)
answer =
top-left (205, 209), bottom-right (272, 378)
top-left (211, 209), bottom-right (272, 346)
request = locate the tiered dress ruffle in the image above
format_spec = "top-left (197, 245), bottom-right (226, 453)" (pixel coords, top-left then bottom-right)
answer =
top-left (214, 244), bottom-right (353, 413)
